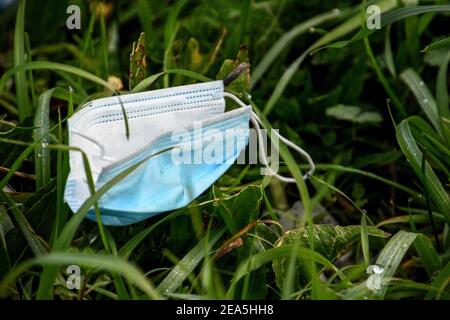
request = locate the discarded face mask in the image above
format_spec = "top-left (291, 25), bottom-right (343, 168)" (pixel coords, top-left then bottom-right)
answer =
top-left (64, 80), bottom-right (315, 226)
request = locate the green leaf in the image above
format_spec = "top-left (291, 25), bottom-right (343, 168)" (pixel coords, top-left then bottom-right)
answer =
top-left (311, 164), bottom-right (421, 198)
top-left (400, 69), bottom-right (443, 138)
top-left (79, 2), bottom-right (97, 74)
top-left (14, 0), bottom-right (30, 121)
top-left (374, 230), bottom-right (418, 298)
top-left (326, 104), bottom-right (383, 124)
top-left (129, 32), bottom-right (147, 90)
top-left (262, 51), bottom-right (308, 116)
top-left (187, 38), bottom-right (203, 72)
top-left (157, 228), bottom-right (225, 295)
top-left (309, 0), bottom-right (398, 50)
top-left (118, 209), bottom-right (186, 259)
top-left (396, 119), bottom-right (450, 226)
top-left (0, 144), bottom-right (34, 192)
top-left (131, 69), bottom-right (211, 93)
top-left (33, 88), bottom-right (55, 190)
top-left (262, 0), bottom-right (397, 117)
top-left (137, 0), bottom-right (156, 56)
top-left (251, 8), bottom-right (342, 88)
top-left (413, 234), bottom-right (441, 277)
top-left (0, 61), bottom-right (115, 97)
top-left (376, 213), bottom-right (445, 227)
top-left (52, 87), bottom-right (84, 105)
top-left (215, 185), bottom-right (263, 233)
top-left (384, 25), bottom-right (396, 77)
top-left (423, 37), bottom-right (450, 53)
top-left (163, 0), bottom-right (188, 87)
top-left (361, 212), bottom-right (370, 266)
top-left (436, 51), bottom-right (450, 127)
top-left (99, 4), bottom-right (109, 78)
top-left (226, 245), bottom-right (341, 298)
top-left (273, 224), bottom-right (389, 289)
top-left (425, 261), bottom-right (450, 299)
top-left (321, 5), bottom-right (450, 51)
top-left (0, 252), bottom-right (161, 299)
top-left (261, 0), bottom-right (398, 117)
top-left (216, 45), bottom-right (250, 100)
top-left (0, 190), bottom-right (47, 257)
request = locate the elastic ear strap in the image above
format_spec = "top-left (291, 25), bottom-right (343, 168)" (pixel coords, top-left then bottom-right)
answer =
top-left (223, 92), bottom-right (315, 182)
top-left (251, 111), bottom-right (315, 181)
top-left (71, 130), bottom-right (115, 162)
top-left (72, 130), bottom-right (117, 183)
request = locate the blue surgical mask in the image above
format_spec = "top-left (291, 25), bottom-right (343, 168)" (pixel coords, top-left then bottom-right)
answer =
top-left (64, 81), bottom-right (314, 226)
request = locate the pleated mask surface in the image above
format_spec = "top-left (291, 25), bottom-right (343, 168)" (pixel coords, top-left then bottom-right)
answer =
top-left (64, 80), bottom-right (314, 226)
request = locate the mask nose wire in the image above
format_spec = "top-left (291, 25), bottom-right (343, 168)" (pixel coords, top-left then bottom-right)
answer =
top-left (223, 92), bottom-right (315, 182)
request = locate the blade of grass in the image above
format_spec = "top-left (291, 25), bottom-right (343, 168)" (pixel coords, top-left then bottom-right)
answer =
top-left (163, 24), bottom-right (178, 88)
top-left (436, 50), bottom-right (450, 137)
top-left (13, 0), bottom-right (30, 121)
top-left (33, 88), bottom-right (55, 190)
top-left (226, 245), bottom-right (344, 299)
top-left (422, 37), bottom-right (450, 52)
top-left (163, 0), bottom-right (188, 88)
top-left (52, 108), bottom-right (67, 244)
top-left (361, 211), bottom-right (370, 266)
top-left (0, 252), bottom-right (162, 299)
top-left (0, 144), bottom-right (34, 191)
top-left (309, 0), bottom-right (398, 51)
top-left (374, 230), bottom-right (417, 298)
top-left (37, 146), bottom-right (174, 299)
top-left (118, 209), bottom-right (186, 259)
top-left (103, 229), bottom-right (130, 300)
top-left (274, 2), bottom-right (394, 122)
top-left (137, 0), bottom-right (156, 56)
top-left (364, 37), bottom-right (405, 117)
top-left (251, 8), bottom-right (342, 88)
top-left (0, 61), bottom-right (116, 97)
top-left (0, 190), bottom-right (47, 257)
top-left (425, 261), bottom-right (450, 299)
top-left (421, 147), bottom-right (442, 251)
top-left (376, 213), bottom-right (444, 227)
top-left (0, 98), bottom-right (19, 116)
top-left (79, 2), bottom-right (97, 79)
top-left (262, 0), bottom-right (400, 116)
top-left (231, 0), bottom-right (251, 53)
top-left (396, 119), bottom-right (450, 226)
top-left (413, 234), bottom-right (441, 277)
top-left (251, 101), bottom-right (318, 298)
top-left (131, 69), bottom-right (211, 93)
top-left (24, 32), bottom-right (36, 107)
top-left (99, 4), bottom-right (109, 78)
top-left (318, 5), bottom-right (450, 51)
top-left (384, 25), bottom-right (396, 77)
top-left (305, 163), bottom-right (422, 199)
top-left (400, 68), bottom-right (443, 138)
top-left (157, 228), bottom-right (225, 295)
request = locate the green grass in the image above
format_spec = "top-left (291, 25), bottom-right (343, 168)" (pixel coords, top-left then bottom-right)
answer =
top-left (0, 0), bottom-right (449, 300)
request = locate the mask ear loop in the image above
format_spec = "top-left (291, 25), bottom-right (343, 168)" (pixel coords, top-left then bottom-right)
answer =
top-left (223, 92), bottom-right (315, 182)
top-left (71, 130), bottom-right (116, 162)
top-left (71, 130), bottom-right (116, 183)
